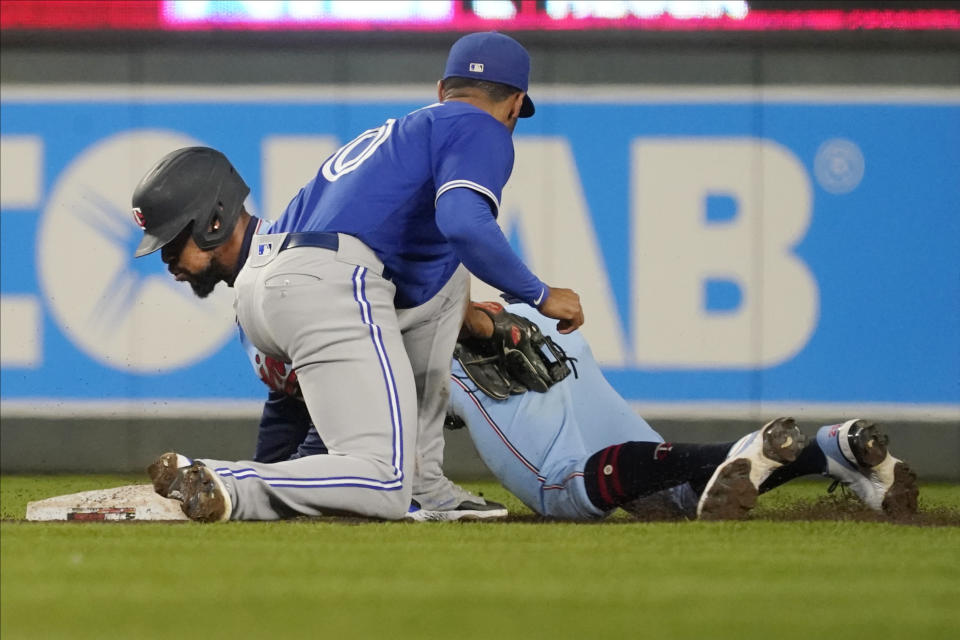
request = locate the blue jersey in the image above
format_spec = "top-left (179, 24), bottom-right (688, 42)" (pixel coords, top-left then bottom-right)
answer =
top-left (448, 305), bottom-right (689, 519)
top-left (268, 101), bottom-right (516, 308)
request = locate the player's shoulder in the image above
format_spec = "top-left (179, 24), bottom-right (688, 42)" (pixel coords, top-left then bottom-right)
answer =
top-left (412, 101), bottom-right (508, 133)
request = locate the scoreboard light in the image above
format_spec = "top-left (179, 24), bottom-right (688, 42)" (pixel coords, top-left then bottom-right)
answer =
top-left (165, 1), bottom-right (456, 24)
top-left (0, 0), bottom-right (957, 31)
top-left (162, 1), bottom-right (750, 25)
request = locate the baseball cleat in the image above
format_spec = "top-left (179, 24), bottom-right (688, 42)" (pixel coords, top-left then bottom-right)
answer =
top-left (697, 417), bottom-right (806, 520)
top-left (147, 452), bottom-right (192, 500)
top-left (817, 419), bottom-right (918, 516)
top-left (405, 498), bottom-right (508, 522)
top-left (176, 462), bottom-right (233, 522)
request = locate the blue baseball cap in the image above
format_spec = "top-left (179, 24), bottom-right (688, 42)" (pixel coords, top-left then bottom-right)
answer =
top-left (443, 31), bottom-right (535, 118)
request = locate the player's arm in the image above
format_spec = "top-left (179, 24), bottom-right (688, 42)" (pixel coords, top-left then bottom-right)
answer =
top-left (436, 188), bottom-right (542, 303)
top-left (432, 114), bottom-right (584, 333)
top-left (435, 188), bottom-right (583, 333)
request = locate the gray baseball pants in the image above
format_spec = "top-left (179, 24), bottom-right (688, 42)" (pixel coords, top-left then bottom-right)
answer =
top-left (399, 265), bottom-right (469, 511)
top-left (201, 233), bottom-right (466, 520)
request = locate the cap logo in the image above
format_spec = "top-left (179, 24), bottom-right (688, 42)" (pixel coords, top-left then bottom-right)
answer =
top-left (469, 62), bottom-right (484, 73)
top-left (132, 207), bottom-right (146, 228)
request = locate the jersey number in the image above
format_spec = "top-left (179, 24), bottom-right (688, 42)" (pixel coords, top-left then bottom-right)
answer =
top-left (321, 119), bottom-right (397, 182)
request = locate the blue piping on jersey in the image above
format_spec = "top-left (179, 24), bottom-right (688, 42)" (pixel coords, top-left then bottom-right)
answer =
top-left (353, 266), bottom-right (404, 477)
top-left (213, 467), bottom-right (403, 490)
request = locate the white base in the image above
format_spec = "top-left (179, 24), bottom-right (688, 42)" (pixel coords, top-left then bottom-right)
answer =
top-left (25, 484), bottom-right (188, 521)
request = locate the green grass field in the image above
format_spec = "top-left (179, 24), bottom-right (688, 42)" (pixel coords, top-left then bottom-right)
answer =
top-left (2, 475), bottom-right (959, 640)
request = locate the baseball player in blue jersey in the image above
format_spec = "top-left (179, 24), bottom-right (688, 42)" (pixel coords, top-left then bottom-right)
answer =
top-left (135, 31), bottom-right (584, 522)
top-left (446, 302), bottom-right (919, 521)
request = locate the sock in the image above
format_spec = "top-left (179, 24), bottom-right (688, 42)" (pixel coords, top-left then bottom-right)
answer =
top-left (584, 441), bottom-right (734, 511)
top-left (758, 440), bottom-right (827, 494)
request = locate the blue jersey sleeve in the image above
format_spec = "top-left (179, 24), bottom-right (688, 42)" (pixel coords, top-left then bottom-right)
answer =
top-left (431, 111), bottom-right (514, 213)
top-left (436, 188), bottom-right (547, 307)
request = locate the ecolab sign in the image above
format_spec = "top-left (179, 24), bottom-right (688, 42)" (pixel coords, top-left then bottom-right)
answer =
top-left (1, 87), bottom-right (957, 409)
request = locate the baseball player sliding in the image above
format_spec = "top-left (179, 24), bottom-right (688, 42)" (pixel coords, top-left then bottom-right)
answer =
top-left (447, 302), bottom-right (919, 520)
top-left (133, 31), bottom-right (584, 522)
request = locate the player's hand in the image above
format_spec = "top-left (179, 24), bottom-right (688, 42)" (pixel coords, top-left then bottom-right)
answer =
top-left (538, 287), bottom-right (584, 334)
top-left (460, 301), bottom-right (499, 339)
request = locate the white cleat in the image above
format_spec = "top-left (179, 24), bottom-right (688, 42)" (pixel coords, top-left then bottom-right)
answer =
top-left (697, 417), bottom-right (806, 520)
top-left (405, 498), bottom-right (508, 522)
top-left (176, 462), bottom-right (233, 522)
top-left (816, 419), bottom-right (918, 516)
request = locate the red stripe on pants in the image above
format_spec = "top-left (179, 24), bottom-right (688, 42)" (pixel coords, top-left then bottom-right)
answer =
top-left (596, 446), bottom-right (613, 506)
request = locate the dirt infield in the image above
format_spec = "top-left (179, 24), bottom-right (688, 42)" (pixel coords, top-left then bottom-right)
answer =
top-left (489, 491), bottom-right (960, 527)
top-left (621, 491), bottom-right (960, 527)
top-left (753, 493), bottom-right (960, 527)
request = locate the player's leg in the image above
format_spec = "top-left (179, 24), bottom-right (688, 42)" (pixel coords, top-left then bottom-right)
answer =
top-left (562, 378), bottom-right (729, 518)
top-left (535, 408), bottom-right (723, 519)
top-left (254, 391), bottom-right (314, 463)
top-left (695, 417), bottom-right (807, 519)
top-left (451, 374), bottom-right (570, 518)
top-left (396, 265), bottom-right (466, 509)
top-left (208, 329), bottom-right (416, 520)
top-left (169, 241), bottom-right (416, 521)
top-left (289, 425), bottom-right (328, 459)
top-left (581, 440), bottom-right (734, 514)
top-left (457, 376), bottom-right (709, 520)
top-left (536, 342), bottom-right (705, 518)
top-left (757, 419), bottom-right (919, 516)
top-left (398, 266), bottom-right (506, 519)
top-left (450, 354), bottom-right (732, 520)
top-left (757, 439), bottom-right (827, 491)
top-left (537, 416), bottom-right (618, 520)
top-left (575, 417), bottom-right (803, 520)
top-left (816, 419), bottom-right (918, 514)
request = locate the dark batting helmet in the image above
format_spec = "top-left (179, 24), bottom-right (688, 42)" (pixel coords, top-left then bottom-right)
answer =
top-left (131, 146), bottom-right (250, 258)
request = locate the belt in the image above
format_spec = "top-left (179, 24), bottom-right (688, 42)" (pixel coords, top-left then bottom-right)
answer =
top-left (279, 231), bottom-right (340, 252)
top-left (276, 231), bottom-right (392, 282)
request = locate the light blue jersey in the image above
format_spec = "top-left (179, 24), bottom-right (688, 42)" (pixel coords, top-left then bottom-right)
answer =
top-left (268, 101), bottom-right (518, 309)
top-left (448, 305), bottom-right (675, 520)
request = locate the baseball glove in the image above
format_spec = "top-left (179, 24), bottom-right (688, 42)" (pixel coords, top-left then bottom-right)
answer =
top-left (454, 304), bottom-right (574, 400)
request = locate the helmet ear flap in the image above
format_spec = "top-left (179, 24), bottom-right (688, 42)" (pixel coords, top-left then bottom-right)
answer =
top-left (192, 187), bottom-right (245, 251)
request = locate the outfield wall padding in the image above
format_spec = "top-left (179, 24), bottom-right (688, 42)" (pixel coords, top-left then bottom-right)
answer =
top-left (1, 417), bottom-right (957, 481)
